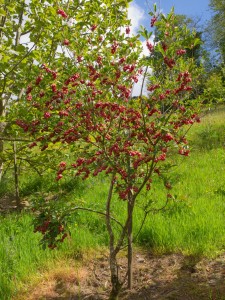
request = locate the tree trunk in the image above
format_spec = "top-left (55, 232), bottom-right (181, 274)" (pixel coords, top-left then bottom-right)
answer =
top-left (109, 252), bottom-right (122, 300)
top-left (127, 194), bottom-right (134, 289)
top-left (0, 140), bottom-right (4, 181)
top-left (105, 175), bottom-right (122, 299)
top-left (13, 141), bottom-right (21, 209)
top-left (0, 100), bottom-right (6, 182)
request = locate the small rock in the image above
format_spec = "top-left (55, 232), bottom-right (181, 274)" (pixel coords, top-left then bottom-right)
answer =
top-left (137, 257), bottom-right (145, 263)
top-left (104, 281), bottom-right (109, 289)
top-left (208, 279), bottom-right (217, 286)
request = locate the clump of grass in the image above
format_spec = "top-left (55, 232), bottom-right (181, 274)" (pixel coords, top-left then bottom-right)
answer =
top-left (189, 105), bottom-right (225, 150)
top-left (191, 123), bottom-right (225, 150)
top-left (0, 176), bottom-right (14, 198)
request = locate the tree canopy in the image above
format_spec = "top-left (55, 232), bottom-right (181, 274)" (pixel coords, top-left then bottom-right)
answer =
top-left (208, 0), bottom-right (225, 63)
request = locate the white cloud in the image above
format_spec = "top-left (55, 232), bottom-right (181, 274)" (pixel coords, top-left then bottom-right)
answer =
top-left (141, 40), bottom-right (150, 57)
top-left (128, 2), bottom-right (145, 35)
top-left (132, 68), bottom-right (152, 97)
top-left (132, 41), bottom-right (154, 97)
top-left (127, 2), bottom-right (154, 96)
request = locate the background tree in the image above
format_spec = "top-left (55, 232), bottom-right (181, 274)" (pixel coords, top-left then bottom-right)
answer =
top-left (203, 71), bottom-right (225, 105)
top-left (208, 0), bottom-right (225, 63)
top-left (1, 0), bottom-right (121, 182)
top-left (0, 0), bottom-right (60, 179)
top-left (201, 0), bottom-right (225, 105)
top-left (146, 12), bottom-right (203, 112)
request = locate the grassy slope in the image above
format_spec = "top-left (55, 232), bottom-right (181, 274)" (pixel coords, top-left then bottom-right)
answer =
top-left (0, 106), bottom-right (224, 299)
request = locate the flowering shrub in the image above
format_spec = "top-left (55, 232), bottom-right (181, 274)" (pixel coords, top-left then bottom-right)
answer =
top-left (16, 3), bottom-right (202, 298)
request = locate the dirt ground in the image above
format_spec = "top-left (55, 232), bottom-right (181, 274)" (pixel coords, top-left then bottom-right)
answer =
top-left (20, 249), bottom-right (225, 300)
top-left (0, 194), bottom-right (29, 211)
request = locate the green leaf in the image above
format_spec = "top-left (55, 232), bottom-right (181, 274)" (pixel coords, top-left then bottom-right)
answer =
top-left (0, 8), bottom-right (6, 16)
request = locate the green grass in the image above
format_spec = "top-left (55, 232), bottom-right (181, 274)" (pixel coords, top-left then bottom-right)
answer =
top-left (189, 105), bottom-right (225, 150)
top-left (136, 148), bottom-right (225, 255)
top-left (0, 212), bottom-right (108, 300)
top-left (0, 105), bottom-right (225, 299)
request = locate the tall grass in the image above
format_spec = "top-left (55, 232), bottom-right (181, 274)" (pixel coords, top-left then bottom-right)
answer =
top-left (136, 148), bottom-right (225, 255)
top-left (0, 211), bottom-right (108, 300)
top-left (0, 106), bottom-right (225, 299)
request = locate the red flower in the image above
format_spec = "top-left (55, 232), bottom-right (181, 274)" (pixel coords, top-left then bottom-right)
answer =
top-left (28, 142), bottom-right (37, 149)
top-left (27, 94), bottom-right (32, 101)
top-left (56, 174), bottom-right (63, 181)
top-left (111, 41), bottom-right (118, 54)
top-left (44, 112), bottom-right (51, 119)
top-left (146, 41), bottom-right (154, 52)
top-left (176, 49), bottom-right (186, 55)
top-left (63, 39), bottom-right (70, 46)
top-left (126, 27), bottom-right (130, 34)
top-left (59, 161), bottom-right (66, 168)
top-left (179, 148), bottom-right (190, 156)
top-left (151, 16), bottom-right (157, 27)
top-left (35, 75), bottom-right (43, 85)
top-left (91, 25), bottom-right (97, 31)
top-left (51, 84), bottom-right (57, 93)
top-left (57, 9), bottom-right (68, 18)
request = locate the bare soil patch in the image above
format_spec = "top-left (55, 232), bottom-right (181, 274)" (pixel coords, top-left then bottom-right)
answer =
top-left (19, 250), bottom-right (225, 300)
top-left (0, 194), bottom-right (29, 211)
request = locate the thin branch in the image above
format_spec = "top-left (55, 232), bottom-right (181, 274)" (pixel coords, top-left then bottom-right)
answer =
top-left (4, 42), bottom-right (37, 77)
top-left (0, 7), bottom-right (7, 42)
top-left (67, 205), bottom-right (123, 229)
top-left (114, 215), bottom-right (130, 255)
top-left (0, 137), bottom-right (31, 142)
top-left (105, 173), bottom-right (117, 253)
top-left (1, 158), bottom-right (14, 178)
top-left (133, 195), bottom-right (170, 243)
top-left (15, 1), bottom-right (25, 48)
top-left (17, 157), bottom-right (42, 176)
top-left (21, 28), bottom-right (34, 36)
top-left (140, 66), bottom-right (148, 98)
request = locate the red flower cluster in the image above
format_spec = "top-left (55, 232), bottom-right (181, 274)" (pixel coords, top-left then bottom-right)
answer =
top-left (111, 41), bottom-right (118, 54)
top-left (151, 16), bottom-right (157, 27)
top-left (164, 56), bottom-right (175, 69)
top-left (35, 75), bottom-right (43, 85)
top-left (41, 64), bottom-right (57, 79)
top-left (126, 27), bottom-right (130, 34)
top-left (147, 84), bottom-right (160, 92)
top-left (91, 24), bottom-right (97, 31)
top-left (63, 39), bottom-right (70, 46)
top-left (34, 216), bottom-right (68, 249)
top-left (146, 41), bottom-right (154, 52)
top-left (176, 49), bottom-right (186, 55)
top-left (57, 9), bottom-right (68, 18)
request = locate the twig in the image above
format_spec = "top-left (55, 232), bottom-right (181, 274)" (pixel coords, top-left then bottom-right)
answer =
top-left (133, 195), bottom-right (170, 243)
top-left (66, 205), bottom-right (123, 229)
top-left (0, 137), bottom-right (31, 142)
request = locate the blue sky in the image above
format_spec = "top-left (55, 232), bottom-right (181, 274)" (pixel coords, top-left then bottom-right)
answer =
top-left (128, 0), bottom-right (212, 96)
top-left (135, 0), bottom-right (211, 20)
top-left (131, 0), bottom-right (212, 29)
